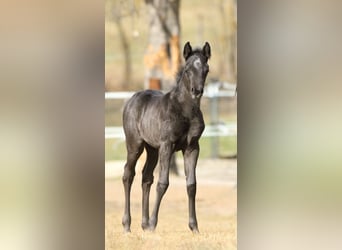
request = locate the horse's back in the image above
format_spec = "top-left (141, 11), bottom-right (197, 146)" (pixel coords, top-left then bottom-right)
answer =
top-left (123, 90), bottom-right (163, 118)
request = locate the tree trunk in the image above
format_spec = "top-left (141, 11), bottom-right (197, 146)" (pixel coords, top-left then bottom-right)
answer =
top-left (115, 19), bottom-right (131, 89)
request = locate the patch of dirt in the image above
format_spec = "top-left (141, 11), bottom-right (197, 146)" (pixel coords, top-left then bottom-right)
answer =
top-left (105, 159), bottom-right (236, 249)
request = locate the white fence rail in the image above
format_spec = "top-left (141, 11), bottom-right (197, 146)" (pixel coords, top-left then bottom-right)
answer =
top-left (105, 83), bottom-right (236, 100)
top-left (105, 82), bottom-right (237, 157)
top-left (105, 123), bottom-right (237, 139)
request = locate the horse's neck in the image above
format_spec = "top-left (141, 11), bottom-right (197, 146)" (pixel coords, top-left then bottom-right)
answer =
top-left (170, 85), bottom-right (201, 119)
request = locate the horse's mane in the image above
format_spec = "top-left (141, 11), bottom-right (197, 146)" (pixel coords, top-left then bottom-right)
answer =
top-left (175, 65), bottom-right (185, 84)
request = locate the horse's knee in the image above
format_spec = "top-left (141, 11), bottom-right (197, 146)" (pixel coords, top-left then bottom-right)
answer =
top-left (142, 180), bottom-right (153, 190)
top-left (156, 182), bottom-right (169, 194)
top-left (187, 183), bottom-right (197, 197)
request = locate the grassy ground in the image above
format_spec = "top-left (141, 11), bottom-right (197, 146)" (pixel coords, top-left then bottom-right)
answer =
top-left (106, 213), bottom-right (236, 250)
top-left (105, 159), bottom-right (237, 250)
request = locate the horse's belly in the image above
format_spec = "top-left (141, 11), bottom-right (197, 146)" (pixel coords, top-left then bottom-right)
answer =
top-left (139, 119), bottom-right (188, 149)
top-left (174, 135), bottom-right (188, 151)
top-left (138, 121), bottom-right (162, 148)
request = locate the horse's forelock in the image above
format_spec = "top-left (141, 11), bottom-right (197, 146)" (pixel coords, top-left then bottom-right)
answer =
top-left (191, 48), bottom-right (209, 60)
top-left (176, 52), bottom-right (208, 85)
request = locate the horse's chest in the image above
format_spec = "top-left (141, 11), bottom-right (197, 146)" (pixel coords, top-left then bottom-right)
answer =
top-left (186, 120), bottom-right (205, 142)
top-left (172, 118), bottom-right (205, 147)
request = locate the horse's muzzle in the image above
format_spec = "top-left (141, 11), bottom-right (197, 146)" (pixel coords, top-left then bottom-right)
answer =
top-left (191, 87), bottom-right (204, 99)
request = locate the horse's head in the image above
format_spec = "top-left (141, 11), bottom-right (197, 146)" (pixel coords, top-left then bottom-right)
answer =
top-left (182, 41), bottom-right (211, 99)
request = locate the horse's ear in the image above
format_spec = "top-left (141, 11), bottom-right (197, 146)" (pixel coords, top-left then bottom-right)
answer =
top-left (183, 42), bottom-right (192, 60)
top-left (202, 42), bottom-right (211, 59)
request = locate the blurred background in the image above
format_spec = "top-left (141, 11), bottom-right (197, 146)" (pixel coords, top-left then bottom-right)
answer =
top-left (105, 1), bottom-right (237, 248)
top-left (3, 1), bottom-right (342, 250)
top-left (105, 0), bottom-right (237, 162)
top-left (2, 1), bottom-right (342, 249)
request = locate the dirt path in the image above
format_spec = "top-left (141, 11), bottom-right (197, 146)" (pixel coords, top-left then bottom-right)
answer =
top-left (105, 159), bottom-right (237, 249)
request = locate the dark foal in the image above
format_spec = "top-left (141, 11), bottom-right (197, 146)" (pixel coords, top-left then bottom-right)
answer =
top-left (122, 42), bottom-right (211, 233)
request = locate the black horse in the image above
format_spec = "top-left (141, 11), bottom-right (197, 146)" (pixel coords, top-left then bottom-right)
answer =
top-left (122, 42), bottom-right (211, 233)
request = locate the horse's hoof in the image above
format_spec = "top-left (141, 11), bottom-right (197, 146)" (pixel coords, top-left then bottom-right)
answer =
top-left (189, 222), bottom-right (199, 233)
top-left (122, 223), bottom-right (131, 233)
top-left (147, 223), bottom-right (156, 232)
top-left (141, 222), bottom-right (149, 231)
top-left (148, 218), bottom-right (157, 231)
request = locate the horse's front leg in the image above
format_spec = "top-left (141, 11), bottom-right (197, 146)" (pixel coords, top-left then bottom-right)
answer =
top-left (149, 143), bottom-right (172, 231)
top-left (183, 141), bottom-right (200, 233)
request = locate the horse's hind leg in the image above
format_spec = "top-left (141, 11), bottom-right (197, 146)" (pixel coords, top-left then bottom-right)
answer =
top-left (122, 140), bottom-right (144, 232)
top-left (149, 143), bottom-right (172, 231)
top-left (141, 145), bottom-right (158, 230)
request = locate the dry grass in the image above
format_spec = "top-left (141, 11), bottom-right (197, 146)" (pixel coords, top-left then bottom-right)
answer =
top-left (105, 159), bottom-right (237, 250)
top-left (106, 214), bottom-right (236, 250)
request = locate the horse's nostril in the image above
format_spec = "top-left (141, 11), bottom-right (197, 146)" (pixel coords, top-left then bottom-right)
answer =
top-left (191, 87), bottom-right (203, 97)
